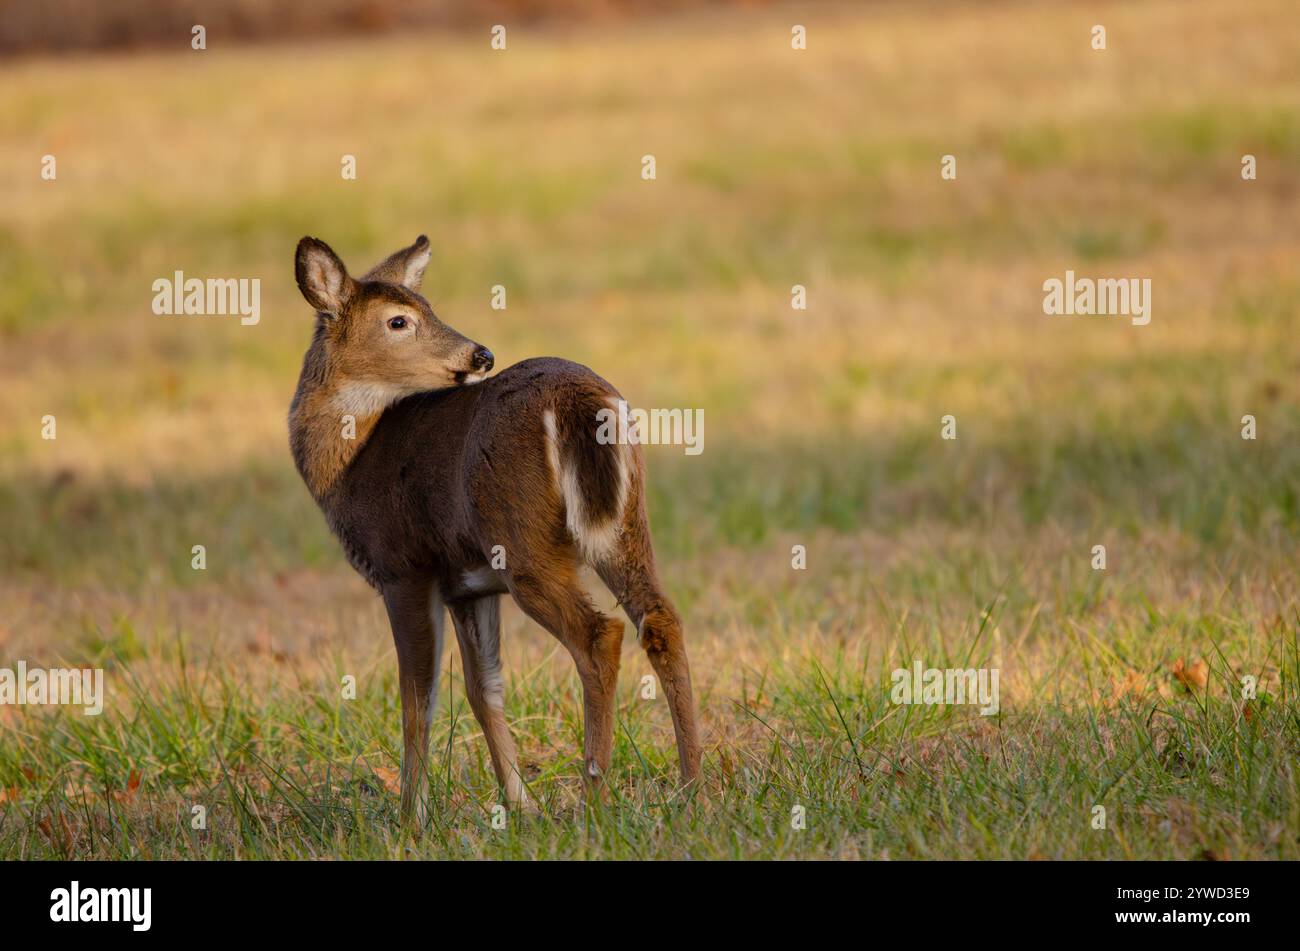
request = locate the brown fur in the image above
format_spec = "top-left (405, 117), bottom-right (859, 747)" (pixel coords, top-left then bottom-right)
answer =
top-left (288, 235), bottom-right (702, 822)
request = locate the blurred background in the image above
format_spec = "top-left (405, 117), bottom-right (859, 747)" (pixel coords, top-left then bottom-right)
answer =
top-left (4, 0), bottom-right (1298, 682)
top-left (0, 0), bottom-right (1297, 858)
top-left (0, 0), bottom-right (763, 53)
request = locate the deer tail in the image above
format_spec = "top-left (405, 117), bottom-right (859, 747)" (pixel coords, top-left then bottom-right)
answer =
top-left (542, 392), bottom-right (633, 564)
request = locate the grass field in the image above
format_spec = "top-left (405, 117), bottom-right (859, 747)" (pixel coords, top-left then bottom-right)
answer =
top-left (1, 0), bottom-right (1299, 859)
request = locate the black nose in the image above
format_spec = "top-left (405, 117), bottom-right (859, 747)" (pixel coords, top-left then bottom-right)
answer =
top-left (471, 347), bottom-right (494, 372)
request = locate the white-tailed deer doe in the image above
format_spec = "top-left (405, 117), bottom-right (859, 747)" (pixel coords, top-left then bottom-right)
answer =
top-left (289, 234), bottom-right (701, 822)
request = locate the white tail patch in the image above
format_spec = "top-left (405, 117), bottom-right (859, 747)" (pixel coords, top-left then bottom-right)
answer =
top-left (542, 406), bottom-right (629, 563)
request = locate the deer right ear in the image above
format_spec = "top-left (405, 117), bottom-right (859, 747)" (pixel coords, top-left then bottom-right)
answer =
top-left (295, 237), bottom-right (354, 316)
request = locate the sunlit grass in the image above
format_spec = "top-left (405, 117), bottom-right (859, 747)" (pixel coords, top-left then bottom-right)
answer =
top-left (2, 548), bottom-right (1295, 859)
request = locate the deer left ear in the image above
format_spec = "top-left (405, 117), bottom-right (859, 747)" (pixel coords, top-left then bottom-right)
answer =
top-left (363, 234), bottom-right (431, 292)
top-left (295, 236), bottom-right (354, 316)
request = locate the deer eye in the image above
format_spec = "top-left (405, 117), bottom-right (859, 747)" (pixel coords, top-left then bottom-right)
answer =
top-left (387, 316), bottom-right (408, 331)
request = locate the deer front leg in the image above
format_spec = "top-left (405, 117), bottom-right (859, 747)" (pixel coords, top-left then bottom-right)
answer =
top-left (383, 578), bottom-right (446, 828)
top-left (448, 596), bottom-right (531, 809)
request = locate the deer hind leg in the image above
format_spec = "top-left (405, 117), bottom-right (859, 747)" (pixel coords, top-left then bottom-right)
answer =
top-left (382, 578), bottom-right (447, 828)
top-left (505, 565), bottom-right (624, 791)
top-left (594, 508), bottom-right (702, 785)
top-left (447, 595), bottom-right (530, 808)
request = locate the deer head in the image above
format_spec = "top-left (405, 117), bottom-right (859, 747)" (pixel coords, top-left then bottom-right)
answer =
top-left (294, 234), bottom-right (494, 417)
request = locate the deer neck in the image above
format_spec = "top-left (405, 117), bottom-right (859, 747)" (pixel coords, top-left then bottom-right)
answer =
top-left (289, 331), bottom-right (391, 500)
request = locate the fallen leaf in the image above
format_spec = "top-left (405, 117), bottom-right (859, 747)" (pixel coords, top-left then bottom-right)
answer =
top-left (1111, 670), bottom-right (1149, 701)
top-left (38, 814), bottom-right (73, 853)
top-left (1172, 658), bottom-right (1209, 691)
top-left (109, 769), bottom-right (143, 804)
top-left (371, 766), bottom-right (402, 795)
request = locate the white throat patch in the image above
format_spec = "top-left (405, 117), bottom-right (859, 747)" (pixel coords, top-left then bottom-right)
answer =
top-left (332, 381), bottom-right (412, 418)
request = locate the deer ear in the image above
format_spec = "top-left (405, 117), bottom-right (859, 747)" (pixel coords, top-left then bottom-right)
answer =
top-left (295, 237), bottom-right (354, 316)
top-left (363, 234), bottom-right (431, 292)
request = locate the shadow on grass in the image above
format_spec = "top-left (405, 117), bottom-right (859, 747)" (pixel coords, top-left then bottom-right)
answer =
top-left (3, 403), bottom-right (1298, 590)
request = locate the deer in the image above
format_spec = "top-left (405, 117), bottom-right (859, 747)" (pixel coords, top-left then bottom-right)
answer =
top-left (289, 234), bottom-right (702, 824)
